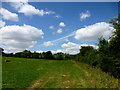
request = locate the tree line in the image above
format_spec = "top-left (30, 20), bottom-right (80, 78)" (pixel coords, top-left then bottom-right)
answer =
top-left (0, 49), bottom-right (74, 60)
top-left (0, 16), bottom-right (120, 78)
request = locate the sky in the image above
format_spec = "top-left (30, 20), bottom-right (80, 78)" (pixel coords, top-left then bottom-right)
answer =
top-left (0, 1), bottom-right (118, 54)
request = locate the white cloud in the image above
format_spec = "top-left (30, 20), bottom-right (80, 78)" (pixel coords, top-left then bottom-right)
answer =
top-left (75, 22), bottom-right (114, 42)
top-left (0, 24), bottom-right (44, 52)
top-left (10, 1), bottom-right (55, 16)
top-left (18, 4), bottom-right (46, 16)
top-left (32, 50), bottom-right (44, 53)
top-left (80, 10), bottom-right (91, 21)
top-left (18, 4), bottom-right (42, 16)
top-left (52, 42), bottom-right (98, 55)
top-left (59, 22), bottom-right (66, 27)
top-left (49, 25), bottom-right (54, 29)
top-left (0, 20), bottom-right (5, 27)
top-left (57, 28), bottom-right (63, 34)
top-left (52, 49), bottom-right (79, 55)
top-left (0, 8), bottom-right (19, 22)
top-left (62, 42), bottom-right (80, 50)
top-left (43, 41), bottom-right (54, 46)
top-left (60, 42), bottom-right (80, 54)
top-left (80, 44), bottom-right (98, 49)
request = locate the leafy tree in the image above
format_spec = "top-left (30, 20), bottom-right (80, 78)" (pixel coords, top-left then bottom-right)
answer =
top-left (31, 51), bottom-right (40, 59)
top-left (109, 15), bottom-right (120, 58)
top-left (107, 15), bottom-right (120, 78)
top-left (21, 50), bottom-right (32, 58)
top-left (14, 52), bottom-right (22, 57)
top-left (53, 52), bottom-right (65, 60)
top-left (97, 15), bottom-right (120, 78)
top-left (98, 37), bottom-right (108, 55)
top-left (77, 46), bottom-right (97, 64)
top-left (43, 51), bottom-right (53, 59)
top-left (4, 53), bottom-right (13, 57)
top-left (80, 46), bottom-right (94, 57)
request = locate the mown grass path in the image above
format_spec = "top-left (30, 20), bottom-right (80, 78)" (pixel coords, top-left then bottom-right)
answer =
top-left (2, 57), bottom-right (119, 88)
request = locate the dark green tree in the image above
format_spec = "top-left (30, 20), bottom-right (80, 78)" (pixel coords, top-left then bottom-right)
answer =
top-left (98, 37), bottom-right (108, 55)
top-left (21, 50), bottom-right (32, 58)
top-left (53, 52), bottom-right (65, 60)
top-left (43, 51), bottom-right (53, 59)
top-left (109, 15), bottom-right (120, 58)
top-left (31, 51), bottom-right (41, 59)
top-left (107, 15), bottom-right (120, 78)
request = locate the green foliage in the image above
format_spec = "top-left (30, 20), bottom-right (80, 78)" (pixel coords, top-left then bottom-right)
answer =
top-left (3, 49), bottom-right (72, 60)
top-left (75, 15), bottom-right (120, 78)
top-left (53, 52), bottom-right (65, 60)
top-left (109, 15), bottom-right (120, 58)
top-left (53, 52), bottom-right (70, 60)
top-left (31, 51), bottom-right (41, 59)
top-left (98, 37), bottom-right (108, 54)
top-left (77, 46), bottom-right (98, 66)
top-left (42, 51), bottom-right (53, 59)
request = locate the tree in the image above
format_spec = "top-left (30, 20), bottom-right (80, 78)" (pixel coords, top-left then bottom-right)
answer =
top-left (98, 37), bottom-right (108, 55)
top-left (97, 15), bottom-right (120, 78)
top-left (53, 52), bottom-right (65, 60)
top-left (21, 50), bottom-right (32, 58)
top-left (14, 52), bottom-right (22, 57)
top-left (109, 14), bottom-right (120, 58)
top-left (31, 51), bottom-right (41, 59)
top-left (78, 46), bottom-right (96, 64)
top-left (108, 15), bottom-right (120, 78)
top-left (43, 51), bottom-right (53, 59)
top-left (80, 46), bottom-right (94, 56)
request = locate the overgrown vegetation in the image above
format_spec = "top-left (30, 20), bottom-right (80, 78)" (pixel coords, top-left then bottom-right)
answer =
top-left (75, 15), bottom-right (120, 78)
top-left (1, 16), bottom-right (120, 79)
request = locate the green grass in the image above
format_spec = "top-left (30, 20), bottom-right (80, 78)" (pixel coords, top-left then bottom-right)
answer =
top-left (2, 57), bottom-right (119, 88)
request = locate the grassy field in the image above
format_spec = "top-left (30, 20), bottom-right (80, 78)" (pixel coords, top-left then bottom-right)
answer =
top-left (2, 57), bottom-right (119, 88)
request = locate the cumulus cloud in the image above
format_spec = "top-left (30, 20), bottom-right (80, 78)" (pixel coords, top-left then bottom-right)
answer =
top-left (18, 4), bottom-right (43, 16)
top-left (10, 1), bottom-right (55, 16)
top-left (60, 42), bottom-right (81, 54)
top-left (0, 24), bottom-right (44, 52)
top-left (49, 25), bottom-right (54, 29)
top-left (57, 28), bottom-right (63, 34)
top-left (0, 20), bottom-right (5, 27)
top-left (43, 41), bottom-right (54, 46)
top-left (80, 10), bottom-right (91, 21)
top-left (18, 4), bottom-right (54, 16)
top-left (59, 22), bottom-right (66, 27)
top-left (52, 42), bottom-right (98, 55)
top-left (0, 8), bottom-right (19, 22)
top-left (75, 22), bottom-right (114, 42)
top-left (62, 42), bottom-right (80, 50)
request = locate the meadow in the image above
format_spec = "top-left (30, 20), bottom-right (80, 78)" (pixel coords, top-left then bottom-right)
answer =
top-left (2, 57), bottom-right (119, 88)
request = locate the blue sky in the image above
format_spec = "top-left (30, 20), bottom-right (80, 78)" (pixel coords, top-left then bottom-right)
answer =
top-left (0, 1), bottom-right (118, 54)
